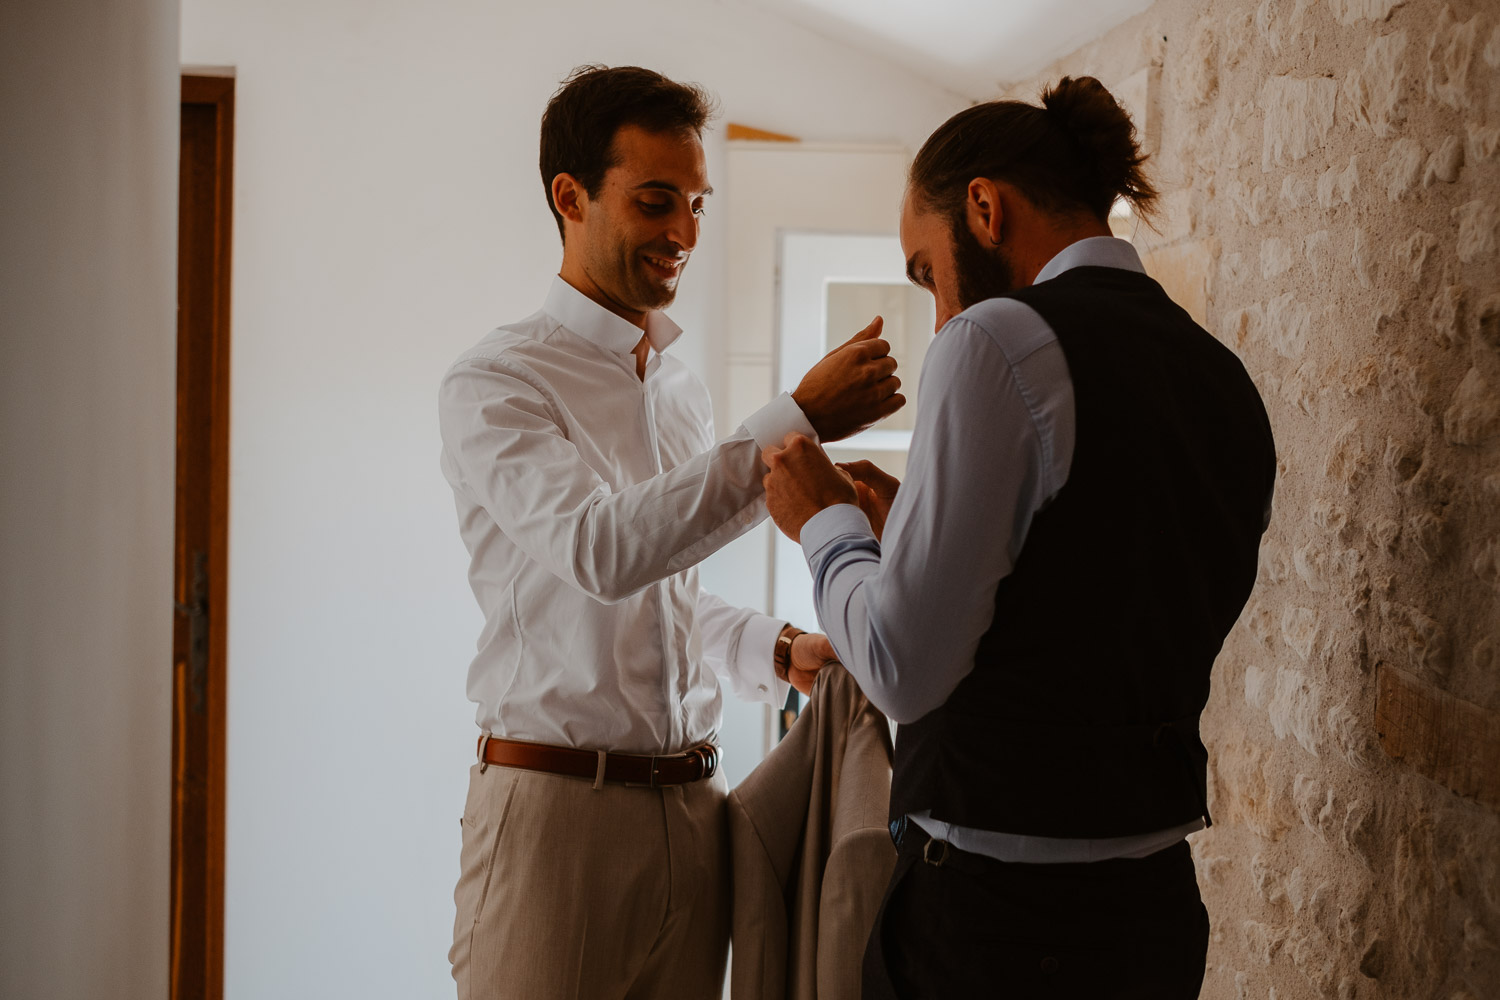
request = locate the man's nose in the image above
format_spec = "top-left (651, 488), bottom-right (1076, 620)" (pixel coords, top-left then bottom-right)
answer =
top-left (664, 205), bottom-right (699, 253)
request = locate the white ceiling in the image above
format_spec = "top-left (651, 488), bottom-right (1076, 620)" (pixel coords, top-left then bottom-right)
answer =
top-left (741, 0), bottom-right (1155, 100)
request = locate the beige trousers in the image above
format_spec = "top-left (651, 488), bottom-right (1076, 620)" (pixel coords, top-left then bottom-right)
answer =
top-left (450, 759), bottom-right (730, 1000)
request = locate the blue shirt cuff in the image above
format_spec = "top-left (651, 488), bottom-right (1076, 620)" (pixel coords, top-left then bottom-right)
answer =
top-left (800, 503), bottom-right (874, 562)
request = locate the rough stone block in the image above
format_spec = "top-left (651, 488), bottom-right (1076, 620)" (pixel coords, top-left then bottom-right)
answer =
top-left (1404, 508), bottom-right (1447, 563)
top-left (1378, 138), bottom-right (1427, 200)
top-left (1467, 123), bottom-right (1500, 163)
top-left (1428, 281), bottom-right (1464, 348)
top-left (1270, 666), bottom-right (1325, 754)
top-left (1317, 156), bottom-right (1361, 207)
top-left (1250, 850), bottom-right (1286, 903)
top-left (1327, 0), bottom-right (1405, 25)
top-left (1393, 229), bottom-right (1438, 280)
top-left (1477, 294), bottom-right (1500, 353)
top-left (1294, 542), bottom-right (1329, 591)
top-left (1243, 919), bottom-right (1289, 965)
top-left (1384, 435), bottom-right (1424, 482)
top-left (1281, 173), bottom-right (1313, 208)
top-left (1379, 600), bottom-right (1451, 676)
top-left (1341, 797), bottom-right (1379, 866)
top-left (1183, 18), bottom-right (1219, 106)
top-left (1243, 600), bottom-right (1278, 645)
top-left (1326, 418), bottom-right (1369, 489)
top-left (1261, 74), bottom-right (1338, 169)
top-left (1262, 236), bottom-right (1295, 278)
top-left (1282, 606), bottom-right (1320, 658)
top-left (1454, 200), bottom-right (1499, 263)
top-left (1227, 178), bottom-right (1274, 224)
top-left (1366, 517), bottom-right (1400, 556)
top-left (1375, 664), bottom-right (1500, 808)
top-left (1293, 773), bottom-right (1337, 839)
top-left (1426, 7), bottom-right (1480, 111)
top-left (1328, 702), bottom-right (1372, 770)
top-left (1421, 134), bottom-right (1464, 185)
top-left (1211, 738), bottom-right (1292, 839)
top-left (1443, 366), bottom-right (1500, 445)
top-left (1224, 9), bottom-right (1255, 69)
top-left (1345, 30), bottom-right (1409, 136)
top-left (1310, 497), bottom-right (1349, 535)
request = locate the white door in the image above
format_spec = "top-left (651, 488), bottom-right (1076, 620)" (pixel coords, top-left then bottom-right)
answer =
top-left (772, 231), bottom-right (935, 693)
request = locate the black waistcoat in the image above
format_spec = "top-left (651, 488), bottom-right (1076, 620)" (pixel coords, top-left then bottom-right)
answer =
top-left (888, 265), bottom-right (1277, 839)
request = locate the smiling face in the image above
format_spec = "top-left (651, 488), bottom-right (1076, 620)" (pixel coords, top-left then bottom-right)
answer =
top-left (900, 188), bottom-right (1018, 332)
top-left (561, 124), bottom-right (710, 322)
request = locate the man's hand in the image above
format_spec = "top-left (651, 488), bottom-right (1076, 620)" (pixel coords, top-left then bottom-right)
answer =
top-left (792, 316), bottom-right (906, 442)
top-left (836, 460), bottom-right (900, 543)
top-left (787, 632), bottom-right (841, 696)
top-left (762, 433), bottom-right (858, 543)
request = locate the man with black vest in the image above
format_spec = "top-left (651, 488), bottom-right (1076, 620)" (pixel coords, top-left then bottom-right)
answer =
top-left (760, 76), bottom-right (1276, 998)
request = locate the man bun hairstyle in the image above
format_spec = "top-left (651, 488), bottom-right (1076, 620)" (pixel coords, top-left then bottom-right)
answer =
top-left (539, 64), bottom-right (718, 243)
top-left (908, 75), bottom-right (1158, 228)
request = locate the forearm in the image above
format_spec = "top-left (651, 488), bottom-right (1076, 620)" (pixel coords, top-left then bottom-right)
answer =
top-left (802, 505), bottom-right (986, 723)
top-left (695, 590), bottom-right (789, 707)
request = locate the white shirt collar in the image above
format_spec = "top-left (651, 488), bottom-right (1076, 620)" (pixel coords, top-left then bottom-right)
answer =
top-left (542, 275), bottom-right (684, 355)
top-left (1034, 236), bottom-right (1145, 285)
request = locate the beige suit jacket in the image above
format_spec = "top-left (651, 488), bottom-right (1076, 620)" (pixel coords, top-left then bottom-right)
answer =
top-left (728, 665), bottom-right (898, 1000)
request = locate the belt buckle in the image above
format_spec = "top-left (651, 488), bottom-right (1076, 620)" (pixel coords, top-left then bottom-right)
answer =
top-left (695, 743), bottom-right (719, 781)
top-left (922, 837), bottom-right (950, 867)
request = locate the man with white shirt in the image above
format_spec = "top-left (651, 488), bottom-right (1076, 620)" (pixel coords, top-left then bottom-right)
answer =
top-left (438, 65), bottom-right (903, 999)
top-left (761, 77), bottom-right (1276, 998)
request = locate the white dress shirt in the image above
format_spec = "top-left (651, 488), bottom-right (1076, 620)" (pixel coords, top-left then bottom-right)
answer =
top-left (801, 237), bottom-right (1201, 862)
top-left (440, 276), bottom-right (812, 755)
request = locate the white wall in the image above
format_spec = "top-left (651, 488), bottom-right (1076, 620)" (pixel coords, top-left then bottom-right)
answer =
top-left (178, 2), bottom-right (964, 994)
top-left (0, 0), bottom-right (179, 997)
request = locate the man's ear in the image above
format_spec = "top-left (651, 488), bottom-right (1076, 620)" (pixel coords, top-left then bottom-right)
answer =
top-left (551, 173), bottom-right (587, 228)
top-left (965, 177), bottom-right (1003, 245)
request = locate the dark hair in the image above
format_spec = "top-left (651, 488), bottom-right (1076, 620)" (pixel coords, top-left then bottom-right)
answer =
top-left (908, 76), bottom-right (1158, 227)
top-left (539, 65), bottom-right (717, 242)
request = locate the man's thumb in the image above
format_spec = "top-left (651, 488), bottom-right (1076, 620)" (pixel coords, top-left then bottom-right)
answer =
top-left (843, 315), bottom-right (884, 345)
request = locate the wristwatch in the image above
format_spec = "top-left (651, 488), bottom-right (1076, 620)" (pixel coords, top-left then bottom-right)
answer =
top-left (774, 626), bottom-right (805, 682)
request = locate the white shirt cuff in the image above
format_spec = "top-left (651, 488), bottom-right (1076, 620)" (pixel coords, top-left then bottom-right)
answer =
top-left (800, 503), bottom-right (874, 560)
top-left (741, 392), bottom-right (817, 451)
top-left (738, 612), bottom-right (792, 707)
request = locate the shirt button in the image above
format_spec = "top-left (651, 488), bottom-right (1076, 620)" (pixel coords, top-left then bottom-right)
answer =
top-left (757, 684), bottom-right (768, 693)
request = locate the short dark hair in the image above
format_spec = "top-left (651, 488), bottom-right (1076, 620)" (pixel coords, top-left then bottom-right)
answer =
top-left (539, 65), bottom-right (717, 242)
top-left (908, 76), bottom-right (1158, 227)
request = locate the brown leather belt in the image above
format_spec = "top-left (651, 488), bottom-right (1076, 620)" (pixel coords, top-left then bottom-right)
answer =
top-left (476, 735), bottom-right (720, 787)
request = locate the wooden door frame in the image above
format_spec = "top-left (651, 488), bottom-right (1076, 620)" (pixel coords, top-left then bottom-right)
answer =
top-left (172, 71), bottom-right (233, 1000)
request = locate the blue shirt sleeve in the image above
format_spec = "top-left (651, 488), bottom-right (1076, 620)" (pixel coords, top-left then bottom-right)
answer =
top-left (799, 302), bottom-right (1075, 723)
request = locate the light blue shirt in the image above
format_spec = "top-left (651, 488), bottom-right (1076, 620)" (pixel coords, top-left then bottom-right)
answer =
top-left (800, 237), bottom-right (1202, 863)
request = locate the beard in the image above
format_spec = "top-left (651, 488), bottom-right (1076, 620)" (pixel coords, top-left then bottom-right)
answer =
top-left (589, 231), bottom-right (686, 314)
top-left (949, 213), bottom-right (1018, 311)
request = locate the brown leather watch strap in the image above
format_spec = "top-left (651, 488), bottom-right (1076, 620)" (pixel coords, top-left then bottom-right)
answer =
top-left (476, 736), bottom-right (720, 787)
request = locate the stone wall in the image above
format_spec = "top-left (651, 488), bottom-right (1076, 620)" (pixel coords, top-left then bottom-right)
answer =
top-left (1003, 2), bottom-right (1500, 996)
